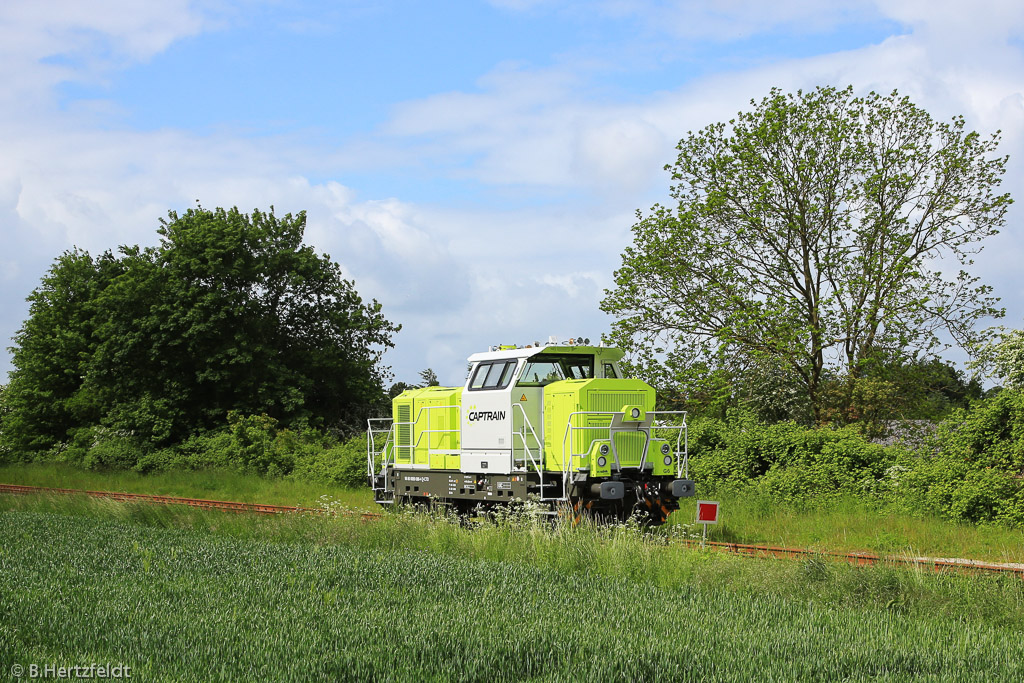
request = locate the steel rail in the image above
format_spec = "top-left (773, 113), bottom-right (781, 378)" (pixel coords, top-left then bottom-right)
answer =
top-left (677, 539), bottom-right (1024, 577)
top-left (3, 482), bottom-right (1021, 577)
top-left (0, 482), bottom-right (382, 519)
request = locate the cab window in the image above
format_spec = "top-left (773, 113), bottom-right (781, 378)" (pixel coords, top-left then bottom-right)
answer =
top-left (469, 364), bottom-right (489, 389)
top-left (495, 361), bottom-right (517, 387)
top-left (564, 358), bottom-right (593, 379)
top-left (603, 362), bottom-right (619, 378)
top-left (469, 360), bottom-right (517, 391)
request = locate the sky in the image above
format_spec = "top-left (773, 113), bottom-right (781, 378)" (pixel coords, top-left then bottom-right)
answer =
top-left (1, 0), bottom-right (1022, 388)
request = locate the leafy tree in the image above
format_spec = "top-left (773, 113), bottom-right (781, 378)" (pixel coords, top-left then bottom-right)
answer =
top-left (603, 86), bottom-right (1010, 421)
top-left (3, 206), bottom-right (399, 456)
top-left (970, 326), bottom-right (1024, 389)
top-left (385, 369), bottom-right (441, 403)
top-left (871, 355), bottom-right (983, 415)
top-left (643, 348), bottom-right (810, 422)
top-left (735, 355), bottom-right (814, 423)
top-left (418, 368), bottom-right (440, 387)
top-left (388, 382), bottom-right (416, 399)
top-left (817, 353), bottom-right (984, 436)
top-left (2, 250), bottom-right (125, 456)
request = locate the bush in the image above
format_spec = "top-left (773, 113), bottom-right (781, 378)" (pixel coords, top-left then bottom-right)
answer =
top-left (887, 452), bottom-right (1024, 525)
top-left (690, 413), bottom-right (898, 507)
top-left (883, 391), bottom-right (1024, 525)
top-left (127, 412), bottom-right (369, 489)
top-left (44, 426), bottom-right (146, 471)
top-left (290, 434), bottom-right (368, 488)
top-left (84, 429), bottom-right (143, 471)
top-left (755, 459), bottom-right (883, 509)
top-left (930, 390), bottom-right (1024, 471)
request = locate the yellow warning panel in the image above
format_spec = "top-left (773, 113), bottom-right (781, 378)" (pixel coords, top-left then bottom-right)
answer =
top-left (520, 394), bottom-right (527, 401)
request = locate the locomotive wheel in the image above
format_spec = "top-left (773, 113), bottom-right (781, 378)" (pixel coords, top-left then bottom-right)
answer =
top-left (394, 495), bottom-right (434, 515)
top-left (555, 498), bottom-right (595, 527)
top-left (445, 499), bottom-right (477, 526)
top-left (632, 495), bottom-right (674, 526)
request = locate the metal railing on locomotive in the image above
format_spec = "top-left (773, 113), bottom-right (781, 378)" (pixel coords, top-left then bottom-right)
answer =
top-left (368, 403), bottom-right (551, 499)
top-left (511, 401), bottom-right (545, 484)
top-left (366, 405), bottom-right (458, 497)
top-left (557, 411), bottom-right (689, 501)
top-left (367, 405), bottom-right (465, 498)
top-left (366, 417), bottom-right (396, 498)
top-left (412, 404), bottom-right (462, 466)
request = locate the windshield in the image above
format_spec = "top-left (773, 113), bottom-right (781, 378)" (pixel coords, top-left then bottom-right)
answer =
top-left (517, 360), bottom-right (564, 386)
top-left (516, 354), bottom-right (594, 386)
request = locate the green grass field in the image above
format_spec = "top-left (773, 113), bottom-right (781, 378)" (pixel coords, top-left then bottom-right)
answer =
top-left (3, 463), bottom-right (1022, 564)
top-left (2, 495), bottom-right (1024, 681)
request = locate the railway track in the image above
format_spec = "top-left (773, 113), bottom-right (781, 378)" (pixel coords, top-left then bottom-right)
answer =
top-left (0, 482), bottom-right (381, 519)
top-left (2, 482), bottom-right (1021, 577)
top-left (682, 539), bottom-right (1024, 577)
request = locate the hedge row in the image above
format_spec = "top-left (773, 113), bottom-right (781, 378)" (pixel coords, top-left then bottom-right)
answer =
top-left (1, 411), bottom-right (368, 489)
top-left (4, 391), bottom-right (1024, 527)
top-left (689, 390), bottom-right (1024, 526)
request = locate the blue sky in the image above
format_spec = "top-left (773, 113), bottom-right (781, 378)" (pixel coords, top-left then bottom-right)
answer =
top-left (1, 0), bottom-right (1023, 388)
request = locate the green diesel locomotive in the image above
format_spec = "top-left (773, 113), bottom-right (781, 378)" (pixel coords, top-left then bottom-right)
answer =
top-left (367, 339), bottom-right (694, 524)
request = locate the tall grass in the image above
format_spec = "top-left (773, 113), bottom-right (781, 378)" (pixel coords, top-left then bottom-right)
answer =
top-left (5, 461), bottom-right (1024, 564)
top-left (3, 503), bottom-right (1024, 681)
top-left (3, 494), bottom-right (1023, 628)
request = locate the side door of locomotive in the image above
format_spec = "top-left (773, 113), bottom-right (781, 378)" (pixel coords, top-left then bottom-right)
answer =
top-left (460, 359), bottom-right (517, 473)
top-left (512, 366), bottom-right (545, 471)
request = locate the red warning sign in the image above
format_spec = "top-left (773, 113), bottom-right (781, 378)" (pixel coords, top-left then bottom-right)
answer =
top-left (696, 500), bottom-right (719, 524)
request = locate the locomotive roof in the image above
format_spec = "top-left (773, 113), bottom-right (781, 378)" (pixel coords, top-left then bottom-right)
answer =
top-left (466, 344), bottom-right (624, 363)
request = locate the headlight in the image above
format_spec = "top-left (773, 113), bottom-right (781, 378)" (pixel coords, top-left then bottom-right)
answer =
top-left (660, 443), bottom-right (671, 455)
top-left (630, 408), bottom-right (641, 419)
top-left (664, 455), bottom-right (672, 466)
top-left (599, 444), bottom-right (610, 455)
top-left (597, 456), bottom-right (607, 468)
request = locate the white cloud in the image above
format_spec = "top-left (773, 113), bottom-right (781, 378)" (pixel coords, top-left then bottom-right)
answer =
top-left (361, 2), bottom-right (1024, 376)
top-left (0, 125), bottom-right (478, 381)
top-left (0, 1), bottom-right (209, 119)
top-left (370, 1), bottom-right (1024, 208)
top-left (875, 0), bottom-right (1024, 41)
top-left (379, 64), bottom-right (684, 197)
top-left (1, 0), bottom-right (1022, 387)
top-left (536, 272), bottom-right (602, 299)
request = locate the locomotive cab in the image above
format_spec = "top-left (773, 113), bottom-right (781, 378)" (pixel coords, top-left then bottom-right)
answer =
top-left (461, 345), bottom-right (623, 476)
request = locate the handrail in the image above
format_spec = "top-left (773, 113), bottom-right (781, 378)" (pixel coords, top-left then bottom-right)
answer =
top-left (366, 417), bottom-right (396, 495)
top-left (648, 410), bottom-right (689, 479)
top-left (559, 411), bottom-right (626, 500)
top-left (510, 402), bottom-right (543, 480)
top-left (558, 410), bottom-right (690, 500)
top-left (406, 404), bottom-right (462, 468)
